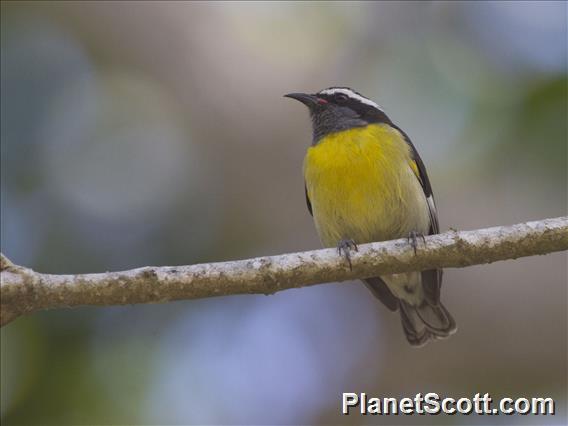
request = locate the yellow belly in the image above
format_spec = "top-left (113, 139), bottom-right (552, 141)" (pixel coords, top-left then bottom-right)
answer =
top-left (303, 123), bottom-right (430, 247)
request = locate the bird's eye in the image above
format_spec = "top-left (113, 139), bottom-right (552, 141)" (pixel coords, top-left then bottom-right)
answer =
top-left (335, 94), bottom-right (348, 103)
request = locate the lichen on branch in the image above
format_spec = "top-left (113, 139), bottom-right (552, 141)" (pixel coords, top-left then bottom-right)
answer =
top-left (1, 217), bottom-right (567, 327)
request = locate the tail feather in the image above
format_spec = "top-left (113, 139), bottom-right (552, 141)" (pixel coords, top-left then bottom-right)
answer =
top-left (415, 301), bottom-right (456, 334)
top-left (399, 301), bottom-right (431, 347)
top-left (363, 273), bottom-right (457, 347)
top-left (400, 300), bottom-right (457, 347)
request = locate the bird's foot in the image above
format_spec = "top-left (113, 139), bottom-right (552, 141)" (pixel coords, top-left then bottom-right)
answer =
top-left (407, 230), bottom-right (426, 255)
top-left (337, 239), bottom-right (358, 270)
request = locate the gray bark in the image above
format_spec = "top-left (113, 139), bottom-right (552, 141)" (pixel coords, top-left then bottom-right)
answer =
top-left (1, 217), bottom-right (567, 327)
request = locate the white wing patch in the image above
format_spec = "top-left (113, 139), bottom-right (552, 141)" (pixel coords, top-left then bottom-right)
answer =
top-left (426, 195), bottom-right (438, 233)
top-left (318, 87), bottom-right (384, 111)
top-left (426, 195), bottom-right (436, 215)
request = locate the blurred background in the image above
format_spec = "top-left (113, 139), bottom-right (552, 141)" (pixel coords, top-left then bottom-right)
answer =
top-left (1, 1), bottom-right (566, 425)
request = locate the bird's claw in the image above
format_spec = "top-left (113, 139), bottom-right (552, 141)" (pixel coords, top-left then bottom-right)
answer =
top-left (337, 239), bottom-right (358, 270)
top-left (407, 230), bottom-right (426, 255)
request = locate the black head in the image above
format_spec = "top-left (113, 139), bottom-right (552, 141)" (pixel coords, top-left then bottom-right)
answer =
top-left (285, 87), bottom-right (392, 144)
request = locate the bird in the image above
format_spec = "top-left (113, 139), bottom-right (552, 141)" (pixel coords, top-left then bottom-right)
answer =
top-left (285, 87), bottom-right (456, 346)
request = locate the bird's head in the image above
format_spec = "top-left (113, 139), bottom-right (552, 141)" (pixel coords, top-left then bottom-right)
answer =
top-left (285, 87), bottom-right (391, 144)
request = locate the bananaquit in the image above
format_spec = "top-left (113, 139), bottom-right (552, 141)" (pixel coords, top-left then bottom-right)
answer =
top-left (285, 87), bottom-right (456, 346)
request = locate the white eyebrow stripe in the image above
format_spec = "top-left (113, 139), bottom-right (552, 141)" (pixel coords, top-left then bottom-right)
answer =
top-left (318, 88), bottom-right (383, 111)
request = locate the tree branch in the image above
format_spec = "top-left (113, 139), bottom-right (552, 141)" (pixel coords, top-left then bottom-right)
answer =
top-left (1, 217), bottom-right (567, 327)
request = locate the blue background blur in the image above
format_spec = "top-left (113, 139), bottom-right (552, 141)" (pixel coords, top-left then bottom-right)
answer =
top-left (1, 1), bottom-right (566, 425)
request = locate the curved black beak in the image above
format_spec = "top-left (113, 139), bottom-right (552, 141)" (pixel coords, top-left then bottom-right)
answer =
top-left (284, 92), bottom-right (319, 108)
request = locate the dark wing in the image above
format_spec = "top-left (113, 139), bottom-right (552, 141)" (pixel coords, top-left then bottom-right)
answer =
top-left (364, 278), bottom-right (399, 312)
top-left (305, 184), bottom-right (313, 216)
top-left (391, 125), bottom-right (439, 235)
top-left (391, 124), bottom-right (442, 305)
top-left (392, 125), bottom-right (440, 235)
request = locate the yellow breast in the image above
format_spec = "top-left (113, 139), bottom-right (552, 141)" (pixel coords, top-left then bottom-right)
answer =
top-left (303, 123), bottom-right (429, 247)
